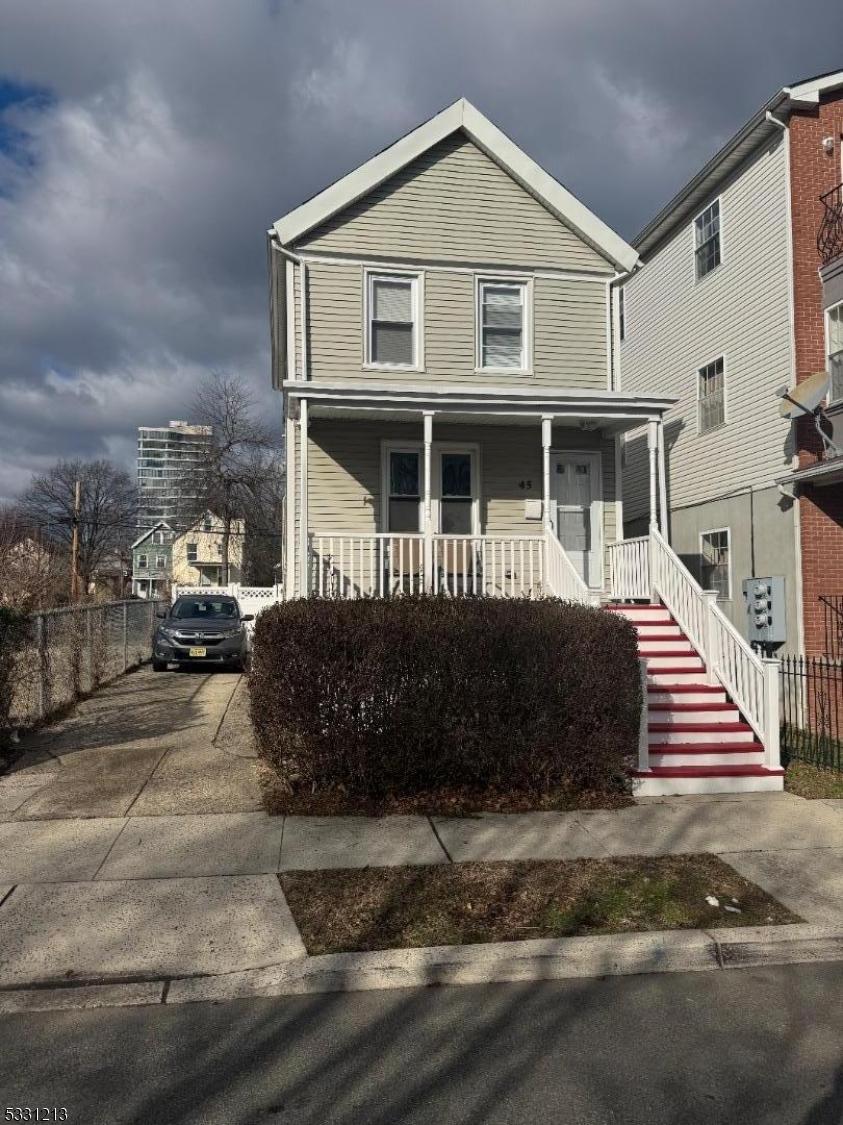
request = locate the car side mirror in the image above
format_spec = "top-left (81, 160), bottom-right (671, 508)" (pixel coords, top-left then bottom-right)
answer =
top-left (156, 611), bottom-right (168, 619)
top-left (241, 614), bottom-right (255, 623)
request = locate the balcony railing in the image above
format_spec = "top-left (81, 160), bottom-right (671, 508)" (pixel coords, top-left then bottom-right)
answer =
top-left (818, 182), bottom-right (843, 266)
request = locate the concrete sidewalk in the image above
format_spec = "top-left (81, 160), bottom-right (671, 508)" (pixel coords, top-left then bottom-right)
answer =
top-left (1, 666), bottom-right (843, 1007)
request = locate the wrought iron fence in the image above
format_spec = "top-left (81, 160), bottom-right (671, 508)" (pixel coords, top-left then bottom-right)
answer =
top-left (818, 182), bottom-right (843, 266)
top-left (820, 594), bottom-right (843, 659)
top-left (9, 599), bottom-right (161, 730)
top-left (780, 655), bottom-right (843, 772)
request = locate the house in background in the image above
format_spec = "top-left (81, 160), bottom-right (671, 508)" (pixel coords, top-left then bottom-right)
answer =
top-left (619, 69), bottom-right (843, 658)
top-left (131, 521), bottom-right (175, 599)
top-left (171, 511), bottom-right (244, 588)
top-left (266, 97), bottom-right (785, 794)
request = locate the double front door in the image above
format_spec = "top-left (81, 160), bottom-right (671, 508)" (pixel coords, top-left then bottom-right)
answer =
top-left (385, 445), bottom-right (478, 535)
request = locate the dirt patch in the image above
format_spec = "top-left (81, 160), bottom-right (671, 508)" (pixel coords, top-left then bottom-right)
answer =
top-left (786, 760), bottom-right (843, 800)
top-left (259, 768), bottom-right (633, 817)
top-left (280, 855), bottom-right (799, 955)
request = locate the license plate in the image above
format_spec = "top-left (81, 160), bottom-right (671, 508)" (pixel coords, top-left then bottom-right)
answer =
top-left (188, 647), bottom-right (207, 658)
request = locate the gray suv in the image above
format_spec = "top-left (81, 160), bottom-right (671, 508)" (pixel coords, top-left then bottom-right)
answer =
top-left (153, 595), bottom-right (253, 671)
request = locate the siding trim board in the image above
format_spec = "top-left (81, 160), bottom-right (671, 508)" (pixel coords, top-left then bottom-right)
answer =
top-left (295, 249), bottom-right (616, 283)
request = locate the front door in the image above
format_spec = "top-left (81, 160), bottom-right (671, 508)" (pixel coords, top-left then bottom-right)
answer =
top-left (434, 448), bottom-right (477, 535)
top-left (551, 452), bottom-right (601, 586)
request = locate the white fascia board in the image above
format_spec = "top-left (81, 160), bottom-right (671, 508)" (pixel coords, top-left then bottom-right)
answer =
top-left (283, 379), bottom-right (673, 413)
top-left (273, 98), bottom-right (638, 273)
top-left (785, 71), bottom-right (843, 105)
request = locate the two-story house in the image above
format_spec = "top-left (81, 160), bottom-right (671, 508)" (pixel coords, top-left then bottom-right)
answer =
top-left (266, 99), bottom-right (785, 795)
top-left (620, 69), bottom-right (843, 659)
top-left (131, 521), bottom-right (175, 599)
top-left (171, 511), bottom-right (245, 588)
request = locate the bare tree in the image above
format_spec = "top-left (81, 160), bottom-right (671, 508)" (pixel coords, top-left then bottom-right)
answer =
top-left (0, 505), bottom-right (65, 610)
top-left (189, 374), bottom-right (283, 584)
top-left (18, 460), bottom-right (137, 595)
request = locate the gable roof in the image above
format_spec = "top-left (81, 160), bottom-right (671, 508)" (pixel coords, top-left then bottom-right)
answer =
top-left (634, 70), bottom-right (843, 258)
top-left (131, 520), bottom-right (174, 550)
top-left (272, 98), bottom-right (637, 273)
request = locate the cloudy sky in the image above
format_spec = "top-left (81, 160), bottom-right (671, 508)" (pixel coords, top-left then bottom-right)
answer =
top-left (1, 1), bottom-right (841, 501)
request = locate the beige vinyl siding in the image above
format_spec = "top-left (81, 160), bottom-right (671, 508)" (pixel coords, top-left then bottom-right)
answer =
top-left (302, 419), bottom-right (616, 571)
top-left (294, 134), bottom-right (612, 273)
top-left (303, 262), bottom-right (608, 388)
top-left (620, 133), bottom-right (792, 520)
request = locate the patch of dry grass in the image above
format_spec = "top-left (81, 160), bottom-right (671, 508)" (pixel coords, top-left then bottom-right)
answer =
top-left (786, 760), bottom-right (843, 800)
top-left (281, 855), bottom-right (799, 955)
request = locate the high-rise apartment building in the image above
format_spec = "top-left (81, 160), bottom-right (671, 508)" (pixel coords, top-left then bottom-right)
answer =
top-left (136, 420), bottom-right (212, 531)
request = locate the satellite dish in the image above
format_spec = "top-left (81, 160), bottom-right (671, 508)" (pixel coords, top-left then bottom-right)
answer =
top-left (778, 371), bottom-right (830, 418)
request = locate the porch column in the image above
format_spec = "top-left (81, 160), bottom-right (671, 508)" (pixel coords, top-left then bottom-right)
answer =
top-left (299, 397), bottom-right (309, 597)
top-left (647, 418), bottom-right (659, 532)
top-left (656, 417), bottom-right (668, 537)
top-left (423, 411), bottom-right (434, 591)
top-left (541, 415), bottom-right (553, 530)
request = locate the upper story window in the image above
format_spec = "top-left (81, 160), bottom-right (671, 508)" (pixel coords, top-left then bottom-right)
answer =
top-left (137, 554), bottom-right (148, 569)
top-left (366, 272), bottom-right (421, 369)
top-left (828, 301), bottom-right (843, 403)
top-left (156, 555), bottom-right (166, 569)
top-left (694, 199), bottom-right (722, 280)
top-left (477, 279), bottom-right (529, 372)
top-left (698, 356), bottom-right (725, 433)
top-left (618, 287), bottom-right (626, 342)
top-left (700, 528), bottom-right (730, 600)
top-left (187, 542), bottom-right (198, 563)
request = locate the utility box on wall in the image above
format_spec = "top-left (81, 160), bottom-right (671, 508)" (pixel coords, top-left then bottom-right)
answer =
top-left (742, 576), bottom-right (786, 646)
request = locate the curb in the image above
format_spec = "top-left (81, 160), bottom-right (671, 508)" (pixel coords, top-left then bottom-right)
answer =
top-left (2, 923), bottom-right (841, 1014)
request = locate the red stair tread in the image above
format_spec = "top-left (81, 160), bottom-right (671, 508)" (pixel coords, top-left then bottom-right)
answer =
top-left (640, 650), bottom-right (703, 658)
top-left (647, 684), bottom-right (724, 693)
top-left (633, 765), bottom-right (784, 778)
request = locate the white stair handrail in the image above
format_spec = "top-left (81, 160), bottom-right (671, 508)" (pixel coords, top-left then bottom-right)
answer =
top-left (648, 525), bottom-right (779, 768)
top-left (544, 531), bottom-right (598, 605)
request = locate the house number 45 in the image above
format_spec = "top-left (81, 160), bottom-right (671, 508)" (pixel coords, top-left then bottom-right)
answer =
top-left (518, 480), bottom-right (533, 490)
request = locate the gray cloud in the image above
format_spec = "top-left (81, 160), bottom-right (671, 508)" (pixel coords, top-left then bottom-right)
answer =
top-left (0, 0), bottom-right (841, 499)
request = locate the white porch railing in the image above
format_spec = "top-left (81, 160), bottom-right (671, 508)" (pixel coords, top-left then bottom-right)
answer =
top-left (309, 535), bottom-right (426, 598)
top-left (544, 532), bottom-right (599, 605)
top-left (608, 526), bottom-right (780, 769)
top-left (433, 535), bottom-right (545, 597)
top-left (608, 536), bottom-right (650, 601)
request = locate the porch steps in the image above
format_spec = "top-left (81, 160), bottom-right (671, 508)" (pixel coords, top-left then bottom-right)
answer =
top-left (607, 602), bottom-right (784, 796)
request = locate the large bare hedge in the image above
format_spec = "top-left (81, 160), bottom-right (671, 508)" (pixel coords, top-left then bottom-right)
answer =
top-left (250, 596), bottom-right (641, 802)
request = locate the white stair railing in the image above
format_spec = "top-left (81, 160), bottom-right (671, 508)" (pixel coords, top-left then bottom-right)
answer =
top-left (608, 536), bottom-right (650, 601)
top-left (648, 526), bottom-right (780, 770)
top-left (544, 531), bottom-right (598, 605)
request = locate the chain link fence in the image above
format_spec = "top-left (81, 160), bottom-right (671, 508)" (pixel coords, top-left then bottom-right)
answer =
top-left (9, 599), bottom-right (162, 729)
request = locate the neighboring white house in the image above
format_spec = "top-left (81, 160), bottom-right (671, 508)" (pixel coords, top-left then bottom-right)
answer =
top-left (618, 70), bottom-right (843, 657)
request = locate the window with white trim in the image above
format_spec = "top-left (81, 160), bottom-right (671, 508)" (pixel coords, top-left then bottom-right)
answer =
top-left (477, 279), bottom-right (528, 371)
top-left (155, 555), bottom-right (166, 569)
top-left (186, 542), bottom-right (198, 563)
top-left (698, 357), bottom-right (725, 433)
top-left (137, 554), bottom-right (148, 569)
top-left (387, 449), bottom-right (422, 532)
top-left (828, 301), bottom-right (843, 402)
top-left (367, 273), bottom-right (419, 368)
top-left (694, 199), bottom-right (721, 280)
top-left (701, 529), bottom-right (730, 600)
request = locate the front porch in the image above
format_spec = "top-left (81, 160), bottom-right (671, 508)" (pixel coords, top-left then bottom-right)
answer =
top-left (285, 381), bottom-right (674, 604)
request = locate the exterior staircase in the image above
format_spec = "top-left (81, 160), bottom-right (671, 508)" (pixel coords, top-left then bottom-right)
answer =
top-left (606, 603), bottom-right (785, 796)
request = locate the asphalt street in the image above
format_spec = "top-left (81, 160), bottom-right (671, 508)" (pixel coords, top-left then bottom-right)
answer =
top-left (0, 962), bottom-right (841, 1124)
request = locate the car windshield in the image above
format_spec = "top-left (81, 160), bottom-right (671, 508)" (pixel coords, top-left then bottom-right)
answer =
top-left (170, 599), bottom-right (239, 621)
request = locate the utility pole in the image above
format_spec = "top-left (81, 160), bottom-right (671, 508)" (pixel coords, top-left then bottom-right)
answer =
top-left (70, 478), bottom-right (81, 601)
